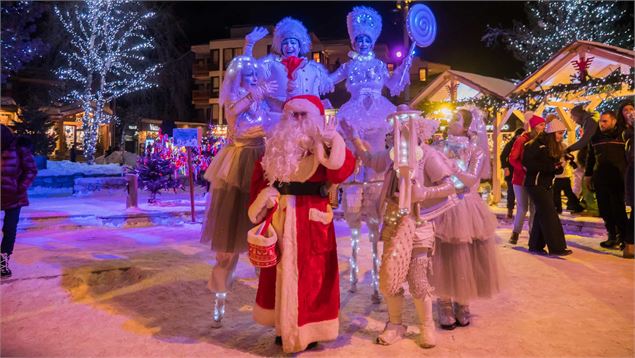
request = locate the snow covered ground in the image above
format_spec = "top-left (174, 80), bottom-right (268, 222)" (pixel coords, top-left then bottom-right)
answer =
top-left (37, 161), bottom-right (125, 177)
top-left (1, 220), bottom-right (633, 357)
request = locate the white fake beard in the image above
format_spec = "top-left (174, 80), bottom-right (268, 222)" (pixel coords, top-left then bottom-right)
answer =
top-left (262, 115), bottom-right (320, 183)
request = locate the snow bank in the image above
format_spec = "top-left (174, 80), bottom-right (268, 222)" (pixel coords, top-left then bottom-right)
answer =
top-left (37, 161), bottom-right (124, 177)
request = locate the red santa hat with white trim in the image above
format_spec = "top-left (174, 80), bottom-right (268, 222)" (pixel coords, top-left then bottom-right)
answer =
top-left (283, 95), bottom-right (325, 116)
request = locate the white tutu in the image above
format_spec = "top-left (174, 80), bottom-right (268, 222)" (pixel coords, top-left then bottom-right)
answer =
top-left (433, 192), bottom-right (498, 244)
top-left (336, 93), bottom-right (394, 131)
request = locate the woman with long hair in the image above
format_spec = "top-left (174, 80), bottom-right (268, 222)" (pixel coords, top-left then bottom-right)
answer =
top-left (200, 55), bottom-right (277, 327)
top-left (507, 114), bottom-right (546, 244)
top-left (522, 119), bottom-right (572, 256)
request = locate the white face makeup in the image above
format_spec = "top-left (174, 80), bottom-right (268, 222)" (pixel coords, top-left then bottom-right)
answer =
top-left (281, 38), bottom-right (300, 57)
top-left (354, 35), bottom-right (372, 55)
top-left (241, 67), bottom-right (258, 87)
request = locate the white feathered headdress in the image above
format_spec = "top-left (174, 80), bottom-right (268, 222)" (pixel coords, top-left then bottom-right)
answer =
top-left (273, 17), bottom-right (312, 56)
top-left (346, 6), bottom-right (382, 47)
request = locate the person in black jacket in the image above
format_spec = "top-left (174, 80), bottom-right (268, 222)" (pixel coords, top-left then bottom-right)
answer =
top-left (619, 100), bottom-right (634, 258)
top-left (522, 119), bottom-right (572, 256)
top-left (500, 128), bottom-right (524, 218)
top-left (584, 111), bottom-right (627, 249)
top-left (566, 105), bottom-right (599, 154)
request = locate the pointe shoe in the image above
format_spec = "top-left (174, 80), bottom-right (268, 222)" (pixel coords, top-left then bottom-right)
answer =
top-left (376, 322), bottom-right (407, 345)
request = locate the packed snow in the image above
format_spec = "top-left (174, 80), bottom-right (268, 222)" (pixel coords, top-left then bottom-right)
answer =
top-left (1, 217), bottom-right (632, 357)
top-left (36, 160), bottom-right (125, 177)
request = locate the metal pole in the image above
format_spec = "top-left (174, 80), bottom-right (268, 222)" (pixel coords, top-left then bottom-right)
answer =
top-left (187, 147), bottom-right (196, 223)
top-left (403, 1), bottom-right (410, 101)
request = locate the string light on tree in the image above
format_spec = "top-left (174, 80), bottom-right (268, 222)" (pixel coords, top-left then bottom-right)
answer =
top-left (483, 0), bottom-right (633, 75)
top-left (55, 0), bottom-right (160, 164)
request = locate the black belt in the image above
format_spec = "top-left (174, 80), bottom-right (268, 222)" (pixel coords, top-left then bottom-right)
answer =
top-left (274, 181), bottom-right (329, 197)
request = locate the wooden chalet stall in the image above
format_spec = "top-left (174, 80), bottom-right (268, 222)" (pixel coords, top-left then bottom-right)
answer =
top-left (491, 40), bottom-right (635, 203)
top-left (410, 69), bottom-right (516, 203)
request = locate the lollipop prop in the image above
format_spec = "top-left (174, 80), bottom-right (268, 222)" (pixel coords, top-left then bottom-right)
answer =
top-left (397, 4), bottom-right (437, 89)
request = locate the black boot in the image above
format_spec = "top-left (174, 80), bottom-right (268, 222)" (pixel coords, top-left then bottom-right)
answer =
top-left (507, 208), bottom-right (513, 219)
top-left (509, 232), bottom-right (519, 245)
top-left (600, 232), bottom-right (620, 249)
top-left (1, 253), bottom-right (12, 278)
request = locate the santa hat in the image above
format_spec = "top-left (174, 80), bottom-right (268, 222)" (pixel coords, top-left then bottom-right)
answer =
top-left (528, 115), bottom-right (546, 129)
top-left (273, 17), bottom-right (311, 56)
top-left (347, 6), bottom-right (382, 47)
top-left (546, 118), bottom-right (567, 133)
top-left (283, 95), bottom-right (325, 116)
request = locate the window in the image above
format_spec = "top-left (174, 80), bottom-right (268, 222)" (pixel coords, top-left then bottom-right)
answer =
top-left (267, 44), bottom-right (272, 54)
top-left (211, 77), bottom-right (220, 98)
top-left (223, 48), bottom-right (243, 70)
top-left (419, 67), bottom-right (428, 82)
top-left (211, 104), bottom-right (220, 123)
top-left (312, 52), bottom-right (321, 63)
top-left (387, 63), bottom-right (394, 74)
top-left (210, 49), bottom-right (220, 71)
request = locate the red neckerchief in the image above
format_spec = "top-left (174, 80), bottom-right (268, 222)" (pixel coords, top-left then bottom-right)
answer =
top-left (281, 56), bottom-right (305, 80)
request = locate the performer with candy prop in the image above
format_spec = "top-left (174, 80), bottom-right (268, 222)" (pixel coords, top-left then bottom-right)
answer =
top-left (331, 5), bottom-right (436, 301)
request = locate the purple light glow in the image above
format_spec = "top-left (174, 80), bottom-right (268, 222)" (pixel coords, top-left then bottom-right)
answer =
top-left (395, 50), bottom-right (403, 58)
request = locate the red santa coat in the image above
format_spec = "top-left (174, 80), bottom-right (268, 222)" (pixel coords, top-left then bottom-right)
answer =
top-left (249, 147), bottom-right (355, 353)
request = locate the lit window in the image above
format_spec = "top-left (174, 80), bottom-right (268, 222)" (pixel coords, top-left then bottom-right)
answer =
top-left (419, 68), bottom-right (428, 82)
top-left (387, 63), bottom-right (394, 74)
top-left (312, 52), bottom-right (321, 63)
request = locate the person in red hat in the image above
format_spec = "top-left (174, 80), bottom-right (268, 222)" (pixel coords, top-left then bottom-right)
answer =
top-left (248, 95), bottom-right (355, 353)
top-left (507, 113), bottom-right (546, 244)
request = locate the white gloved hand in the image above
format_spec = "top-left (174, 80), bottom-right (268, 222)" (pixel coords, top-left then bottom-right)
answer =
top-left (262, 80), bottom-right (278, 96)
top-left (245, 26), bottom-right (269, 44)
top-left (321, 115), bottom-right (338, 145)
top-left (262, 186), bottom-right (280, 208)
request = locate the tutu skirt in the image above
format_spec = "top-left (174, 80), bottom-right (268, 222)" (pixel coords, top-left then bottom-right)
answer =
top-left (431, 193), bottom-right (502, 302)
top-left (336, 94), bottom-right (394, 132)
top-left (201, 141), bottom-right (265, 253)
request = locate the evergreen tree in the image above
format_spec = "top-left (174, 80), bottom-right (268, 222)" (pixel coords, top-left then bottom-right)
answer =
top-left (483, 0), bottom-right (634, 75)
top-left (134, 135), bottom-right (182, 203)
top-left (13, 107), bottom-right (57, 156)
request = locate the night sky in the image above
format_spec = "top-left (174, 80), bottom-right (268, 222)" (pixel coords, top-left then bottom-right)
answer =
top-left (173, 1), bottom-right (527, 80)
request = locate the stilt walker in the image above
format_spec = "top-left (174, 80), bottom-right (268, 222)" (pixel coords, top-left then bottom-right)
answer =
top-left (329, 6), bottom-right (415, 300)
top-left (200, 55), bottom-right (278, 328)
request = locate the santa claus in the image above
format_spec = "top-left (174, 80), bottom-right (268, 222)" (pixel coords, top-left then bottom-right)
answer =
top-left (248, 95), bottom-right (355, 353)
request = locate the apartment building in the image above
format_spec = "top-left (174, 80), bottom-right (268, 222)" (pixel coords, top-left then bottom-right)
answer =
top-left (192, 25), bottom-right (450, 125)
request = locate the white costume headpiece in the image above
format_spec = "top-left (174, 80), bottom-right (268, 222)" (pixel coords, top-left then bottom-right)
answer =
top-left (273, 17), bottom-right (311, 56)
top-left (347, 6), bottom-right (382, 47)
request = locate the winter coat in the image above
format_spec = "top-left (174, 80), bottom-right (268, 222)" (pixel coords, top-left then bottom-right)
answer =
top-left (624, 126), bottom-right (634, 207)
top-left (1, 137), bottom-right (38, 210)
top-left (584, 126), bottom-right (626, 183)
top-left (567, 112), bottom-right (599, 153)
top-left (509, 132), bottom-right (531, 186)
top-left (522, 134), bottom-right (563, 189)
top-left (500, 135), bottom-right (518, 180)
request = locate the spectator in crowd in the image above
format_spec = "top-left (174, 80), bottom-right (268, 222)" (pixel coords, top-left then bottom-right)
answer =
top-left (508, 115), bottom-right (545, 244)
top-left (575, 147), bottom-right (599, 216)
top-left (618, 100), bottom-right (634, 258)
top-left (584, 111), bottom-right (627, 249)
top-left (549, 115), bottom-right (584, 214)
top-left (500, 128), bottom-right (524, 218)
top-left (1, 124), bottom-right (38, 277)
top-left (70, 143), bottom-right (77, 162)
top-left (566, 104), bottom-right (599, 153)
top-left (522, 119), bottom-right (572, 256)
